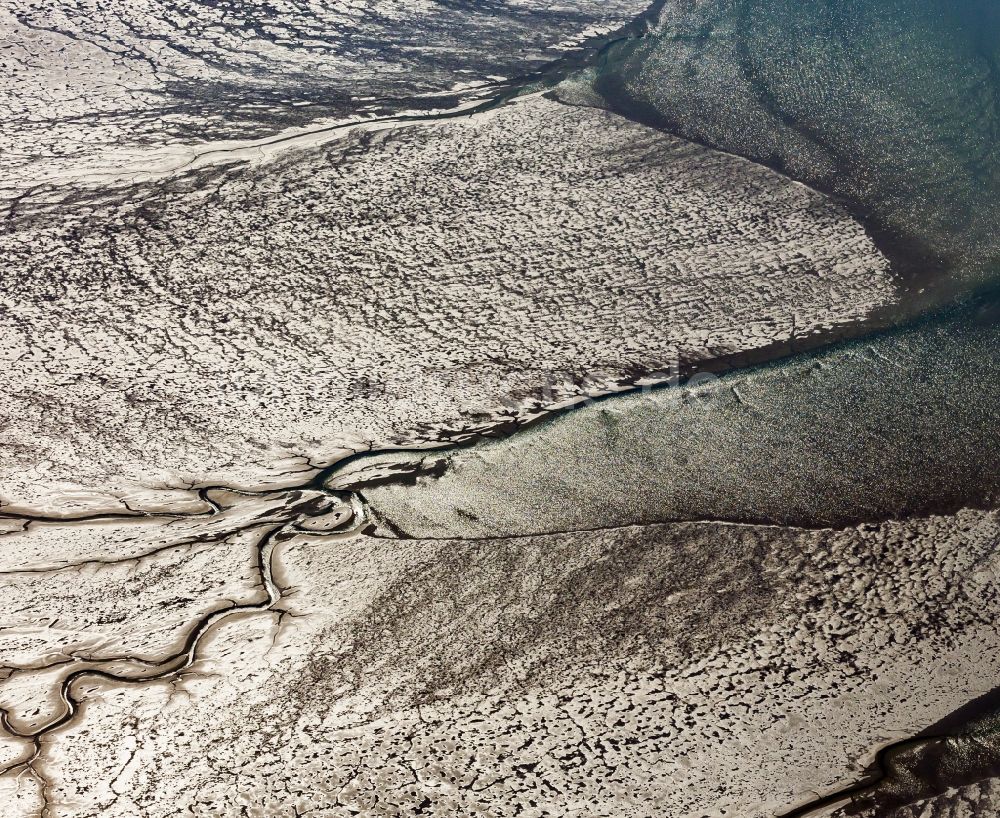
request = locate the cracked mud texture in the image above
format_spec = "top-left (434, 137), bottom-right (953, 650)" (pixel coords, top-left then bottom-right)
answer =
top-left (0, 486), bottom-right (361, 815)
top-left (351, 297), bottom-right (1000, 535)
top-left (0, 0), bottom-right (646, 190)
top-left (786, 659), bottom-right (1000, 816)
top-left (2, 507), bottom-right (998, 817)
top-left (0, 490), bottom-right (334, 738)
top-left (0, 95), bottom-right (895, 514)
top-left (5, 0), bottom-right (1000, 812)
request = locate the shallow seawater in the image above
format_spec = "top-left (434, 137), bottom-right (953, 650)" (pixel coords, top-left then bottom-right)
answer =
top-left (6, 0), bottom-right (1000, 814)
top-left (349, 291), bottom-right (1000, 535)
top-left (348, 291), bottom-right (1000, 816)
top-left (587, 0), bottom-right (1000, 297)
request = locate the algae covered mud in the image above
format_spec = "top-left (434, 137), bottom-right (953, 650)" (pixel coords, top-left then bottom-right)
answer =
top-left (2, 0), bottom-right (1000, 815)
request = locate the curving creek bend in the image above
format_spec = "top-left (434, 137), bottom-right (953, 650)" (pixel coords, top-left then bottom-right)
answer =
top-left (0, 486), bottom-right (366, 796)
top-left (2, 0), bottom-right (1000, 814)
top-left (0, 2), bottom-right (672, 803)
top-left (3, 288), bottom-right (1000, 818)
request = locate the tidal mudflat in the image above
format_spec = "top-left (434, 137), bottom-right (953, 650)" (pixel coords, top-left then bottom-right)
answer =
top-left (1, 0), bottom-right (998, 816)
